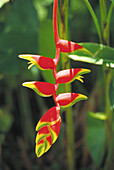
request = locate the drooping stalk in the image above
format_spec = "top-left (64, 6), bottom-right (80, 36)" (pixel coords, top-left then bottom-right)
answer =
top-left (59, 0), bottom-right (75, 170)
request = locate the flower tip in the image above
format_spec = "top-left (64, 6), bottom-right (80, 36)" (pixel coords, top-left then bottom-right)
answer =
top-left (18, 54), bottom-right (28, 59)
top-left (22, 81), bottom-right (35, 89)
top-left (22, 82), bottom-right (27, 87)
top-left (84, 68), bottom-right (91, 74)
top-left (79, 94), bottom-right (88, 100)
top-left (18, 54), bottom-right (23, 59)
top-left (18, 54), bottom-right (34, 61)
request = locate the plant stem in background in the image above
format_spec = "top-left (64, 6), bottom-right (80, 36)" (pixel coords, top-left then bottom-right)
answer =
top-left (106, 2), bottom-right (114, 46)
top-left (105, 68), bottom-right (112, 147)
top-left (99, 0), bottom-right (109, 45)
top-left (104, 2), bottom-right (114, 147)
top-left (99, 0), bottom-right (107, 32)
top-left (99, 1), bottom-right (113, 148)
top-left (84, 0), bottom-right (102, 44)
top-left (59, 0), bottom-right (75, 170)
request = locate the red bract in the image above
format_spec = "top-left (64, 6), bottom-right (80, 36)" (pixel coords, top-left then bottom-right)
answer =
top-left (57, 39), bottom-right (84, 53)
top-left (56, 93), bottom-right (87, 107)
top-left (19, 55), bottom-right (54, 70)
top-left (19, 0), bottom-right (91, 158)
top-left (57, 68), bottom-right (91, 83)
top-left (36, 106), bottom-right (60, 131)
top-left (22, 81), bottom-right (55, 97)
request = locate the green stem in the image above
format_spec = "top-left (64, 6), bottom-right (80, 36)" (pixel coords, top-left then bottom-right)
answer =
top-left (102, 2), bottom-right (113, 146)
top-left (105, 68), bottom-right (112, 147)
top-left (99, 0), bottom-right (107, 32)
top-left (84, 0), bottom-right (102, 44)
top-left (107, 2), bottom-right (114, 28)
top-left (59, 0), bottom-right (75, 170)
top-left (106, 2), bottom-right (114, 46)
top-left (99, 1), bottom-right (113, 147)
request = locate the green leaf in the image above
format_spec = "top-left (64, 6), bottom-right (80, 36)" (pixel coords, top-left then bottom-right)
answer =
top-left (99, 0), bottom-right (107, 32)
top-left (89, 112), bottom-right (107, 120)
top-left (68, 43), bottom-right (114, 68)
top-left (39, 19), bottom-right (55, 59)
top-left (34, 0), bottom-right (53, 6)
top-left (38, 19), bottom-right (56, 84)
top-left (86, 114), bottom-right (106, 167)
top-left (111, 0), bottom-right (114, 5)
top-left (0, 0), bottom-right (38, 74)
top-left (0, 109), bottom-right (13, 143)
top-left (84, 0), bottom-right (102, 43)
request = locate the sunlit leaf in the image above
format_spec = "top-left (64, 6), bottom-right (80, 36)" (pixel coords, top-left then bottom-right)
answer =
top-left (0, 0), bottom-right (9, 8)
top-left (89, 112), bottom-right (107, 120)
top-left (68, 43), bottom-right (114, 68)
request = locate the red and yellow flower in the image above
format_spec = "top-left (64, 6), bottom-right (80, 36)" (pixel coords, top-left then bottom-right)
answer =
top-left (19, 0), bottom-right (91, 158)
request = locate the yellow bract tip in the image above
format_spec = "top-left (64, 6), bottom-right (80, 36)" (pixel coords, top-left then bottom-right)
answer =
top-left (18, 55), bottom-right (32, 60)
top-left (78, 94), bottom-right (88, 100)
top-left (22, 82), bottom-right (35, 89)
top-left (18, 55), bottom-right (37, 69)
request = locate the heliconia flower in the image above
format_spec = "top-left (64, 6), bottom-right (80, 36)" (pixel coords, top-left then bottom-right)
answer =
top-left (19, 0), bottom-right (91, 159)
top-left (22, 81), bottom-right (55, 97)
top-left (56, 93), bottom-right (87, 107)
top-left (35, 106), bottom-right (61, 157)
top-left (56, 68), bottom-right (91, 84)
top-left (18, 54), bottom-right (55, 70)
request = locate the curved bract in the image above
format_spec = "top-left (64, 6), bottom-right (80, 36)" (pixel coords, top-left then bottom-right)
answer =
top-left (22, 81), bottom-right (55, 97)
top-left (57, 39), bottom-right (84, 52)
top-left (35, 106), bottom-right (61, 157)
top-left (57, 68), bottom-right (91, 83)
top-left (19, 54), bottom-right (55, 70)
top-left (56, 93), bottom-right (87, 107)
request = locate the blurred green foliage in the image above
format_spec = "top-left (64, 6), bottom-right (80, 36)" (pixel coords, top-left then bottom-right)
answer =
top-left (0, 0), bottom-right (38, 74)
top-left (0, 0), bottom-right (113, 170)
top-left (86, 113), bottom-right (106, 167)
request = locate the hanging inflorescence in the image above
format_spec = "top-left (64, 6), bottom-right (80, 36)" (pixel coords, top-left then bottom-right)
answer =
top-left (19, 0), bottom-right (91, 157)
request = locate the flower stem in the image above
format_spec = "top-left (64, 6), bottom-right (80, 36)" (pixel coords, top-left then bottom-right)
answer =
top-left (59, 0), bottom-right (75, 169)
